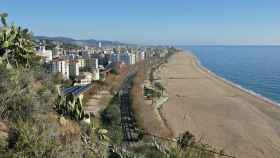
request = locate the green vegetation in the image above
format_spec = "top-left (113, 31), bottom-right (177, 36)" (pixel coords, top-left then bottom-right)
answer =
top-left (55, 93), bottom-right (86, 121)
top-left (132, 146), bottom-right (165, 158)
top-left (52, 72), bottom-right (73, 88)
top-left (144, 87), bottom-right (162, 99)
top-left (0, 13), bottom-right (101, 157)
top-left (110, 68), bottom-right (119, 75)
top-left (0, 12), bottom-right (233, 158)
top-left (44, 39), bottom-right (57, 50)
top-left (0, 13), bottom-right (34, 69)
top-left (100, 95), bottom-right (123, 144)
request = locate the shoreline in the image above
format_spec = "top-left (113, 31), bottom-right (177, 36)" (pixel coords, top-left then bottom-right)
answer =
top-left (158, 51), bottom-right (280, 158)
top-left (188, 51), bottom-right (280, 108)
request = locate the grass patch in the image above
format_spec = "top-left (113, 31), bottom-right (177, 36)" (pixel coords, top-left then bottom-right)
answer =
top-left (100, 95), bottom-right (123, 144)
top-left (131, 145), bottom-right (165, 158)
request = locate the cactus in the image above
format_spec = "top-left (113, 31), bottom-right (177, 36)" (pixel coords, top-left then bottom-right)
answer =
top-left (55, 88), bottom-right (87, 121)
top-left (0, 13), bottom-right (34, 69)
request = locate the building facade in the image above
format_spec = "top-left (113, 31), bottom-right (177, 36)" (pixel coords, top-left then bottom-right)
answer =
top-left (36, 45), bottom-right (53, 63)
top-left (110, 52), bottom-right (120, 64)
top-left (69, 60), bottom-right (80, 79)
top-left (52, 59), bottom-right (69, 79)
top-left (120, 51), bottom-right (136, 65)
top-left (77, 58), bottom-right (86, 68)
top-left (87, 57), bottom-right (98, 71)
top-left (92, 69), bottom-right (100, 81)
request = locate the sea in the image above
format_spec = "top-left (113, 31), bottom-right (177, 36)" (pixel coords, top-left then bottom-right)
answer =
top-left (180, 46), bottom-right (280, 105)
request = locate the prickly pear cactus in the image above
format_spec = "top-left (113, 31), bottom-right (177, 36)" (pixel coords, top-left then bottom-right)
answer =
top-left (55, 87), bottom-right (87, 121)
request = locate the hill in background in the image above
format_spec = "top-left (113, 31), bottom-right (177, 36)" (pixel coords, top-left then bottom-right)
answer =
top-left (35, 36), bottom-right (128, 47)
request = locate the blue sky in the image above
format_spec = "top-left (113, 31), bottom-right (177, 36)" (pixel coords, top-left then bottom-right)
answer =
top-left (1, 0), bottom-right (280, 45)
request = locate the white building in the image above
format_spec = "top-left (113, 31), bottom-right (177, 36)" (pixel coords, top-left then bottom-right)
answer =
top-left (75, 72), bottom-right (92, 85)
top-left (53, 44), bottom-right (63, 58)
top-left (84, 46), bottom-right (89, 50)
top-left (159, 49), bottom-right (168, 58)
top-left (130, 53), bottom-right (136, 64)
top-left (92, 69), bottom-right (100, 81)
top-left (98, 42), bottom-right (102, 48)
top-left (85, 57), bottom-right (100, 81)
top-left (140, 51), bottom-right (145, 60)
top-left (77, 58), bottom-right (86, 68)
top-left (69, 60), bottom-right (80, 78)
top-left (87, 57), bottom-right (98, 71)
top-left (51, 59), bottom-right (69, 79)
top-left (36, 45), bottom-right (53, 63)
top-left (120, 51), bottom-right (136, 65)
top-left (110, 52), bottom-right (120, 64)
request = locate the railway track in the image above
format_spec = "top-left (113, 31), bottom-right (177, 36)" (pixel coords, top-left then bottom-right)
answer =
top-left (119, 73), bottom-right (140, 143)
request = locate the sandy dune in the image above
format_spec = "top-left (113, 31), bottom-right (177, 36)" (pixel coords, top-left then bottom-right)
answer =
top-left (159, 52), bottom-right (280, 158)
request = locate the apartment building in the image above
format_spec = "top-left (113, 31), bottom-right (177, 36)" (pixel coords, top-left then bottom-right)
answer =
top-left (51, 58), bottom-right (69, 79)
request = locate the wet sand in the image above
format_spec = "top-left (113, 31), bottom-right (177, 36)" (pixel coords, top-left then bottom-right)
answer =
top-left (159, 51), bottom-right (280, 158)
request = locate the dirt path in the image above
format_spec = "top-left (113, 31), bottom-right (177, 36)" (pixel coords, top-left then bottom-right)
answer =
top-left (85, 91), bottom-right (112, 116)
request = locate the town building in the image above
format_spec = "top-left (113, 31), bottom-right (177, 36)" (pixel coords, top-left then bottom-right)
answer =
top-left (75, 72), bottom-right (92, 85)
top-left (92, 69), bottom-right (100, 81)
top-left (51, 58), bottom-right (69, 79)
top-left (140, 51), bottom-right (145, 60)
top-left (120, 51), bottom-right (136, 65)
top-left (84, 56), bottom-right (100, 81)
top-left (77, 58), bottom-right (86, 68)
top-left (53, 44), bottom-right (63, 58)
top-left (36, 44), bottom-right (53, 63)
top-left (110, 52), bottom-right (120, 64)
top-left (98, 53), bottom-right (107, 66)
top-left (69, 60), bottom-right (80, 79)
top-left (86, 57), bottom-right (99, 71)
top-left (98, 42), bottom-right (102, 48)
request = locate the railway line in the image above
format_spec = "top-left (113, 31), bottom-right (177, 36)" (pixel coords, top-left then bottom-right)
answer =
top-left (119, 70), bottom-right (140, 143)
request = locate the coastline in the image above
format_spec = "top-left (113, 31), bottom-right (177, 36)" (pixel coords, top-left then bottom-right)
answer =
top-left (189, 51), bottom-right (280, 108)
top-left (158, 51), bottom-right (280, 158)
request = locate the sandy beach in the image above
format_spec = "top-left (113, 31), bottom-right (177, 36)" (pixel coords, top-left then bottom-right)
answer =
top-left (158, 51), bottom-right (280, 158)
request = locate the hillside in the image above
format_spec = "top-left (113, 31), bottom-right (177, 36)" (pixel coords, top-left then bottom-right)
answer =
top-left (35, 36), bottom-right (127, 47)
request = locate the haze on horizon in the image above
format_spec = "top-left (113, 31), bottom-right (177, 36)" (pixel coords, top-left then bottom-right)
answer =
top-left (1, 0), bottom-right (280, 45)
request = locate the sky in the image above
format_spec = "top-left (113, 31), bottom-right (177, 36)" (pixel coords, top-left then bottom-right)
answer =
top-left (1, 0), bottom-right (280, 45)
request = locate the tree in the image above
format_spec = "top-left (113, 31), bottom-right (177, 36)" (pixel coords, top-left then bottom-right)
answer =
top-left (0, 12), bottom-right (35, 69)
top-left (176, 131), bottom-right (195, 150)
top-left (110, 68), bottom-right (118, 75)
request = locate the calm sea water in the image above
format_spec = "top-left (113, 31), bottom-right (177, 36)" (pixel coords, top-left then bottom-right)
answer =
top-left (181, 46), bottom-right (280, 104)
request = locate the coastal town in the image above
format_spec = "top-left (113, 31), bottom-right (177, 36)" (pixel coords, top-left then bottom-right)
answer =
top-left (1, 14), bottom-right (194, 157)
top-left (1, 1), bottom-right (280, 157)
top-left (36, 40), bottom-right (153, 84)
top-left (33, 38), bottom-right (174, 121)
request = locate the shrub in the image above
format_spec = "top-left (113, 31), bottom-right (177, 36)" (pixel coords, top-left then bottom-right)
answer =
top-left (100, 95), bottom-right (123, 144)
top-left (132, 146), bottom-right (165, 158)
top-left (6, 120), bottom-right (60, 158)
top-left (110, 68), bottom-right (119, 75)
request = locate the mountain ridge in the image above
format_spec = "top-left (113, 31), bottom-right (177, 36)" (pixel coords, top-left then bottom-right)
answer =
top-left (35, 36), bottom-right (127, 47)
